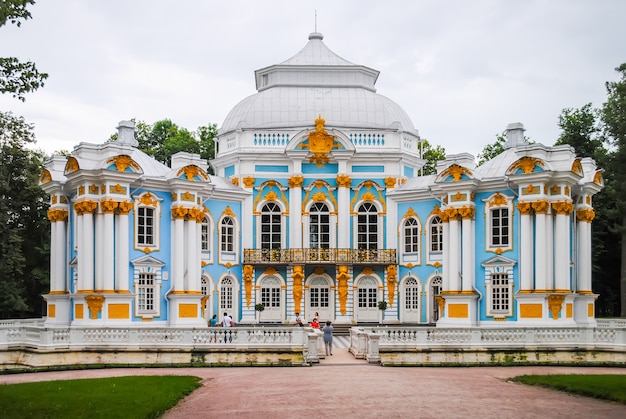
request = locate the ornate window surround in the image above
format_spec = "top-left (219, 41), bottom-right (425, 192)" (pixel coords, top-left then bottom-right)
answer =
top-left (483, 192), bottom-right (514, 253)
top-left (426, 214), bottom-right (443, 264)
top-left (256, 199), bottom-right (287, 250)
top-left (131, 255), bottom-right (164, 319)
top-left (353, 200), bottom-right (384, 250)
top-left (133, 192), bottom-right (162, 252)
top-left (303, 199), bottom-right (336, 249)
top-left (218, 209), bottom-right (240, 266)
top-left (482, 255), bottom-right (516, 318)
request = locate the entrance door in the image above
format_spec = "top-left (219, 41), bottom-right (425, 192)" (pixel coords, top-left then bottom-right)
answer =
top-left (430, 276), bottom-right (442, 323)
top-left (259, 276), bottom-right (282, 322)
top-left (355, 276), bottom-right (379, 322)
top-left (402, 277), bottom-right (420, 323)
top-left (307, 276), bottom-right (332, 322)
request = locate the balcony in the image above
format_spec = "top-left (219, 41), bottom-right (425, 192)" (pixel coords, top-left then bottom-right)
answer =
top-left (243, 248), bottom-right (397, 265)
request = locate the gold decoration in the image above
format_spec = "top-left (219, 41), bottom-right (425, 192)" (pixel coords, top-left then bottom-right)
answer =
top-left (571, 159), bottom-right (583, 176)
top-left (264, 266), bottom-right (277, 275)
top-left (139, 192), bottom-right (157, 206)
top-left (593, 172), bottom-right (603, 186)
top-left (181, 191), bottom-right (194, 202)
top-left (550, 185), bottom-right (561, 195)
top-left (243, 177), bottom-right (255, 188)
top-left (101, 184), bottom-right (106, 194)
top-left (100, 199), bottom-right (119, 214)
top-left (445, 207), bottom-right (459, 220)
top-left (576, 208), bottom-right (595, 223)
top-left (299, 115), bottom-right (339, 167)
top-left (552, 201), bottom-right (574, 215)
top-left (522, 185), bottom-right (539, 195)
top-left (292, 266), bottom-right (304, 313)
top-left (51, 195), bottom-right (58, 204)
top-left (384, 177), bottom-right (397, 188)
top-left (107, 155), bottom-right (140, 172)
top-left (176, 165), bottom-right (208, 181)
top-left (74, 200), bottom-right (98, 215)
top-left (435, 295), bottom-right (445, 317)
top-left (433, 261), bottom-right (442, 268)
top-left (39, 169), bottom-right (52, 184)
top-left (243, 265), bottom-right (254, 308)
top-left (517, 201), bottom-right (532, 215)
top-left (314, 267), bottom-right (326, 275)
top-left (336, 174), bottom-right (352, 188)
top-left (548, 294), bottom-right (565, 320)
top-left (386, 265), bottom-right (397, 308)
top-left (187, 207), bottom-right (203, 222)
top-left (231, 177), bottom-right (239, 186)
top-left (117, 201), bottom-right (133, 214)
top-left (361, 267), bottom-right (375, 275)
top-left (222, 206), bottom-right (235, 217)
top-left (171, 192), bottom-right (177, 201)
top-left (362, 192), bottom-right (375, 202)
top-left (337, 266), bottom-right (350, 315)
top-left (47, 209), bottom-right (69, 222)
top-left (85, 295), bottom-right (105, 319)
top-left (509, 156), bottom-right (543, 174)
top-left (265, 191), bottom-right (278, 201)
top-left (110, 184), bottom-right (126, 194)
top-left (564, 186), bottom-right (570, 196)
top-left (403, 207), bottom-right (417, 219)
top-left (457, 206), bottom-right (475, 219)
top-left (531, 200), bottom-right (550, 214)
top-left (489, 193), bottom-right (508, 207)
top-left (78, 185), bottom-right (85, 196)
top-left (441, 164), bottom-right (472, 181)
top-left (142, 247), bottom-right (153, 254)
top-left (288, 175), bottom-right (304, 188)
top-left (171, 206), bottom-right (188, 219)
top-left (60, 196), bottom-right (67, 203)
top-left (312, 192), bottom-right (327, 202)
top-left (451, 192), bottom-right (467, 202)
top-left (64, 157), bottom-right (79, 174)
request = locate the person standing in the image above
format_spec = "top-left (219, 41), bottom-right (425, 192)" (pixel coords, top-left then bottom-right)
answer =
top-left (294, 312), bottom-right (303, 327)
top-left (222, 312), bottom-right (233, 343)
top-left (322, 321), bottom-right (334, 355)
top-left (222, 312), bottom-right (232, 327)
top-left (209, 314), bottom-right (218, 327)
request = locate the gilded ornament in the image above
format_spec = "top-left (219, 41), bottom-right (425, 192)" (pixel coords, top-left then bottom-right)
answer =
top-left (362, 192), bottom-right (375, 202)
top-left (181, 191), bottom-right (194, 202)
top-left (292, 266), bottom-right (305, 313)
top-left (39, 169), bottom-right (52, 184)
top-left (100, 199), bottom-right (119, 214)
top-left (117, 201), bottom-right (133, 214)
top-left (531, 200), bottom-right (550, 214)
top-left (110, 184), bottom-right (126, 194)
top-left (222, 206), bottom-right (235, 217)
top-left (101, 184), bottom-right (106, 194)
top-left (517, 201), bottom-right (532, 215)
top-left (171, 206), bottom-right (188, 219)
top-left (336, 174), bottom-right (352, 188)
top-left (74, 200), bottom-right (98, 215)
top-left (547, 294), bottom-right (565, 320)
top-left (489, 193), bottom-right (508, 207)
top-left (177, 165), bottom-right (208, 181)
top-left (384, 177), bottom-right (397, 188)
top-left (457, 206), bottom-right (475, 219)
top-left (243, 177), bottom-right (255, 188)
top-left (509, 156), bottom-right (543, 174)
top-left (571, 159), bottom-right (583, 176)
top-left (386, 265), bottom-right (398, 309)
top-left (139, 192), bottom-right (157, 206)
top-left (47, 209), bottom-right (69, 222)
top-left (442, 164), bottom-right (472, 181)
top-left (312, 192), bottom-right (327, 202)
top-left (171, 192), bottom-right (177, 201)
top-left (265, 191), bottom-right (278, 201)
top-left (264, 266), bottom-right (277, 275)
top-left (522, 185), bottom-right (539, 195)
top-left (451, 192), bottom-right (467, 202)
top-left (64, 157), bottom-right (79, 174)
top-left (231, 177), bottom-right (239, 186)
top-left (445, 207), bottom-right (459, 220)
top-left (551, 201), bottom-right (574, 215)
top-left (300, 115), bottom-right (339, 168)
top-left (403, 207), bottom-right (417, 219)
top-left (576, 208), bottom-right (595, 223)
top-left (550, 185), bottom-right (561, 195)
top-left (85, 295), bottom-right (105, 319)
top-left (565, 186), bottom-right (570, 196)
top-left (107, 155), bottom-right (140, 172)
top-left (51, 195), bottom-right (58, 204)
top-left (288, 175), bottom-right (304, 188)
top-left (337, 266), bottom-right (350, 315)
top-left (593, 171), bottom-right (603, 186)
top-left (78, 185), bottom-right (85, 196)
top-left (314, 267), bottom-right (326, 275)
top-left (243, 265), bottom-right (254, 308)
top-left (60, 196), bottom-right (67, 203)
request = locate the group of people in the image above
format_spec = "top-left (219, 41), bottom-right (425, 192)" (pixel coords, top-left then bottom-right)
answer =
top-left (295, 311), bottom-right (334, 356)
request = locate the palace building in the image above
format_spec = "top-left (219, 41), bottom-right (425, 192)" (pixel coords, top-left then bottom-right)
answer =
top-left (40, 32), bottom-right (603, 328)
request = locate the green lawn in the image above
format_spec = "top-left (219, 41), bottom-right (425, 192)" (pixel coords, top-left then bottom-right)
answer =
top-left (0, 375), bottom-right (202, 418)
top-left (511, 374), bottom-right (626, 404)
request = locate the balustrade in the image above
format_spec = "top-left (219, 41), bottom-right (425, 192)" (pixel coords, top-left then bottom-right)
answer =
top-left (244, 248), bottom-right (397, 264)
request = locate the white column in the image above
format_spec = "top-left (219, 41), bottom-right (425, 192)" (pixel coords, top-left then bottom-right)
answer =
top-left (576, 209), bottom-right (593, 292)
top-left (82, 210), bottom-right (95, 291)
top-left (289, 176), bottom-right (303, 249)
top-left (57, 217), bottom-right (67, 292)
top-left (546, 210), bottom-right (554, 290)
top-left (49, 219), bottom-right (58, 291)
top-left (448, 212), bottom-right (460, 292)
top-left (461, 213), bottom-right (474, 292)
top-left (186, 218), bottom-right (197, 292)
top-left (116, 206), bottom-right (130, 292)
top-left (518, 203), bottom-right (533, 291)
top-left (533, 202), bottom-right (549, 291)
top-left (195, 219), bottom-right (202, 291)
top-left (386, 198), bottom-right (398, 253)
top-left (337, 176), bottom-right (351, 248)
top-left (172, 216), bottom-right (185, 291)
top-left (102, 211), bottom-right (115, 291)
top-left (553, 206), bottom-right (572, 292)
top-left (75, 209), bottom-right (84, 291)
top-left (94, 210), bottom-right (104, 291)
top-left (441, 216), bottom-right (450, 291)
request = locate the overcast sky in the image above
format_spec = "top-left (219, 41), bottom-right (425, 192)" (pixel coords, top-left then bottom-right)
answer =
top-left (2, 0), bottom-right (625, 159)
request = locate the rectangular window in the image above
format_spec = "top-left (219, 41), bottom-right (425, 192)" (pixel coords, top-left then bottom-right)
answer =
top-left (137, 272), bottom-right (156, 313)
top-left (491, 208), bottom-right (509, 247)
top-left (490, 273), bottom-right (510, 313)
top-left (261, 288), bottom-right (280, 308)
top-left (201, 220), bottom-right (210, 252)
top-left (405, 288), bottom-right (419, 310)
top-left (137, 207), bottom-right (154, 246)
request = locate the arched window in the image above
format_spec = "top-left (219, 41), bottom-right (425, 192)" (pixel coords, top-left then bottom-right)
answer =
top-left (429, 216), bottom-right (443, 253)
top-left (403, 218), bottom-right (420, 253)
top-left (261, 202), bottom-right (282, 249)
top-left (260, 276), bottom-right (281, 308)
top-left (201, 216), bottom-right (211, 253)
top-left (357, 203), bottom-right (378, 250)
top-left (220, 277), bottom-right (234, 311)
top-left (220, 217), bottom-right (234, 252)
top-left (357, 277), bottom-right (378, 308)
top-left (405, 277), bottom-right (420, 310)
top-left (310, 202), bottom-right (330, 249)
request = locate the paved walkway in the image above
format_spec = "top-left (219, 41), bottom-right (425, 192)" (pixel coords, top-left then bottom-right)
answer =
top-left (1, 350), bottom-right (625, 418)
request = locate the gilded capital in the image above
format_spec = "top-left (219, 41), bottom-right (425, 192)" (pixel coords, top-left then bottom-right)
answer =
top-left (288, 175), bottom-right (304, 188)
top-left (517, 201), bottom-right (532, 215)
top-left (47, 209), bottom-right (69, 222)
top-left (243, 177), bottom-right (255, 188)
top-left (551, 200), bottom-right (574, 215)
top-left (576, 208), bottom-right (595, 223)
top-left (100, 199), bottom-right (119, 214)
top-left (531, 200), bottom-right (550, 214)
top-left (74, 200), bottom-right (98, 215)
top-left (384, 177), bottom-right (397, 189)
top-left (85, 295), bottom-right (105, 320)
top-left (457, 206), bottom-right (475, 220)
top-left (171, 206), bottom-right (189, 219)
top-left (336, 174), bottom-right (352, 188)
top-left (117, 200), bottom-right (133, 214)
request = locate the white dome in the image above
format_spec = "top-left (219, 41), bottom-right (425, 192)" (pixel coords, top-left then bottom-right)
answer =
top-left (219, 33), bottom-right (418, 136)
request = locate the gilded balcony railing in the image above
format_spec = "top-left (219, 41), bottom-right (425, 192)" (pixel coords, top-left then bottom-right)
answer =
top-left (243, 248), bottom-right (397, 264)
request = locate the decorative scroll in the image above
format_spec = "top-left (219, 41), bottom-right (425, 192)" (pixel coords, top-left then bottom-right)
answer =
top-left (292, 266), bottom-right (304, 313)
top-left (85, 295), bottom-right (105, 320)
top-left (243, 265), bottom-right (254, 308)
top-left (336, 174), bottom-right (352, 188)
top-left (386, 265), bottom-right (397, 308)
top-left (517, 202), bottom-right (532, 215)
top-left (337, 266), bottom-right (350, 315)
top-left (548, 294), bottom-right (565, 320)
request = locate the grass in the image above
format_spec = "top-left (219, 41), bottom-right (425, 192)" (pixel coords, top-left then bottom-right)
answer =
top-left (511, 374), bottom-right (626, 404)
top-left (0, 375), bottom-right (202, 418)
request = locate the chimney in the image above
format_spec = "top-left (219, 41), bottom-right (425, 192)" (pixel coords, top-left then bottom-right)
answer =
top-left (116, 120), bottom-right (138, 147)
top-left (504, 122), bottom-right (525, 149)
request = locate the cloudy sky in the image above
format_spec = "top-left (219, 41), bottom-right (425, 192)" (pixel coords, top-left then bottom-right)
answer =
top-left (2, 0), bottom-right (625, 158)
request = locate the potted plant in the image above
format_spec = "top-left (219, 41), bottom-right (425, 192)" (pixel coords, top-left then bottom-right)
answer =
top-left (377, 300), bottom-right (388, 324)
top-left (255, 303), bottom-right (265, 323)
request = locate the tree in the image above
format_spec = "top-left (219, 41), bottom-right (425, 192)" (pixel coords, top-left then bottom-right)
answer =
top-left (419, 139), bottom-right (446, 175)
top-left (477, 134), bottom-right (506, 166)
top-left (601, 63), bottom-right (626, 317)
top-left (0, 1), bottom-right (48, 102)
top-left (555, 104), bottom-right (620, 316)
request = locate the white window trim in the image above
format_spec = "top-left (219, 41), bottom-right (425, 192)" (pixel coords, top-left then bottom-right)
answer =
top-left (352, 200), bottom-right (384, 250)
top-left (218, 214), bottom-right (240, 266)
top-left (483, 193), bottom-right (514, 253)
top-left (131, 256), bottom-right (164, 319)
top-left (201, 213), bottom-right (214, 262)
top-left (401, 275), bottom-right (422, 321)
top-left (133, 192), bottom-right (162, 252)
top-left (426, 215), bottom-right (443, 265)
top-left (399, 216), bottom-right (421, 265)
top-left (218, 274), bottom-right (239, 320)
top-left (256, 200), bottom-right (287, 250)
top-left (482, 256), bottom-right (516, 318)
top-left (303, 199), bottom-right (337, 249)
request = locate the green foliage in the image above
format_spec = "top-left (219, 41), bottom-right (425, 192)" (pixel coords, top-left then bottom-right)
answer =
top-left (511, 374), bottom-right (626, 404)
top-left (556, 103), bottom-right (606, 163)
top-left (0, 0), bottom-right (35, 27)
top-left (419, 139), bottom-right (446, 175)
top-left (255, 303), bottom-right (265, 312)
top-left (477, 132), bottom-right (533, 166)
top-left (377, 300), bottom-right (388, 311)
top-left (0, 112), bottom-right (49, 317)
top-left (0, 375), bottom-right (202, 418)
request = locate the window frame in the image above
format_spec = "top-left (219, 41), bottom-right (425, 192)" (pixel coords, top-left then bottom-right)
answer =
top-left (133, 192), bottom-right (162, 251)
top-left (483, 193), bottom-right (514, 253)
top-left (354, 201), bottom-right (383, 251)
